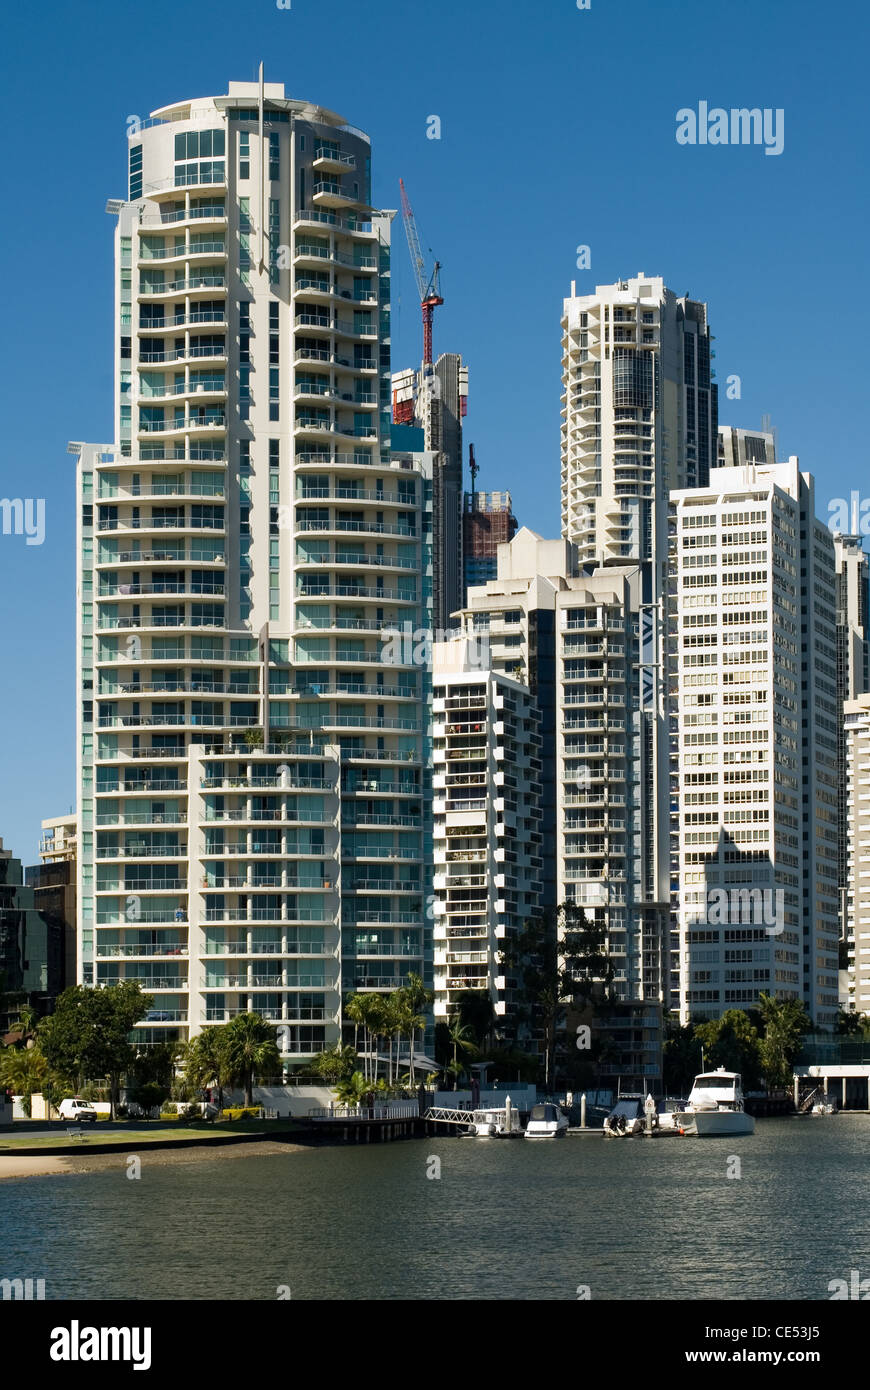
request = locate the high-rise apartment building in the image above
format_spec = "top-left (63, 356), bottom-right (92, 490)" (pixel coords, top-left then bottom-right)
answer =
top-left (72, 81), bottom-right (429, 1064)
top-left (463, 491), bottom-right (518, 591)
top-left (456, 530), bottom-right (668, 1003)
top-left (561, 273), bottom-right (717, 572)
top-left (833, 535), bottom-right (870, 949)
top-left (561, 274), bottom-right (715, 998)
top-left (431, 640), bottom-right (542, 1034)
top-left (392, 353), bottom-right (468, 629)
top-left (455, 529), bottom-right (568, 909)
top-left (844, 695), bottom-right (870, 1015)
top-left (670, 460), bottom-right (840, 1027)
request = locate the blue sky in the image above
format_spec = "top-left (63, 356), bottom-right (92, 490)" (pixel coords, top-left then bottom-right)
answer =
top-left (1, 0), bottom-right (867, 861)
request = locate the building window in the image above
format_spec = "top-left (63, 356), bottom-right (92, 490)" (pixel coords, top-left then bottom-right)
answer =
top-left (174, 130), bottom-right (226, 188)
top-left (269, 301), bottom-right (279, 367)
top-left (269, 132), bottom-right (280, 181)
top-left (129, 144), bottom-right (143, 200)
top-left (239, 132), bottom-right (250, 180)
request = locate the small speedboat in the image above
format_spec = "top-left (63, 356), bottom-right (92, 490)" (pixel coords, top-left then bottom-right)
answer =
top-left (811, 1097), bottom-right (837, 1115)
top-left (603, 1096), bottom-right (645, 1137)
top-left (524, 1102), bottom-right (569, 1139)
top-left (468, 1101), bottom-right (523, 1138)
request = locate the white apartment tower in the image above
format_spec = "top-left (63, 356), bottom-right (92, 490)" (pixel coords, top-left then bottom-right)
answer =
top-left (431, 640), bottom-right (542, 1033)
top-left (561, 273), bottom-right (717, 572)
top-left (73, 81), bottom-right (429, 1063)
top-left (455, 530), bottom-right (668, 1003)
top-left (834, 535), bottom-right (870, 945)
top-left (844, 696), bottom-right (870, 1015)
top-left (670, 460), bottom-right (840, 1027)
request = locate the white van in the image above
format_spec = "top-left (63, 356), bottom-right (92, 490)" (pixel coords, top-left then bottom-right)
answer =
top-left (58, 1098), bottom-right (98, 1124)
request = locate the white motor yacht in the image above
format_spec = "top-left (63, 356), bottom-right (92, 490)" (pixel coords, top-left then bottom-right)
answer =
top-left (524, 1102), bottom-right (569, 1139)
top-left (678, 1069), bottom-right (755, 1136)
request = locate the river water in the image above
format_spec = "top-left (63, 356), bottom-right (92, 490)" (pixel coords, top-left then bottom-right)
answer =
top-left (2, 1116), bottom-right (868, 1300)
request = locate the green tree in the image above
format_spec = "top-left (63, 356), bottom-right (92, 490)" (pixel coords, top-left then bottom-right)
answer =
top-left (694, 1009), bottom-right (762, 1090)
top-left (127, 1080), bottom-right (169, 1117)
top-left (757, 993), bottom-right (810, 1089)
top-left (499, 902), bottom-right (613, 1084)
top-left (223, 1012), bottom-right (280, 1107)
top-left (469, 1045), bottom-right (539, 1083)
top-left (662, 1015), bottom-right (703, 1095)
top-left (38, 983), bottom-right (153, 1118)
top-left (836, 1008), bottom-right (868, 1036)
top-left (559, 903), bottom-right (614, 1005)
top-left (454, 991), bottom-right (497, 1049)
top-left (127, 1041), bottom-right (178, 1116)
top-left (0, 1043), bottom-right (67, 1116)
top-left (310, 1044), bottom-right (358, 1085)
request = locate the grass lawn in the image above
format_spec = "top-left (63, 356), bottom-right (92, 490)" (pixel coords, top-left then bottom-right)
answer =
top-left (0, 1117), bottom-right (299, 1150)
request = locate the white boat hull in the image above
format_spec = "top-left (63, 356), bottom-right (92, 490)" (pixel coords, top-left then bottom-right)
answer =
top-left (689, 1109), bottom-right (755, 1137)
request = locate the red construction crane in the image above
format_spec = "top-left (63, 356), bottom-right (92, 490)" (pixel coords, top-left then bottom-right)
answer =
top-left (399, 177), bottom-right (443, 365)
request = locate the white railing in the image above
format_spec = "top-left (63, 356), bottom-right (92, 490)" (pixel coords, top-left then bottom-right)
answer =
top-left (308, 1101), bottom-right (419, 1121)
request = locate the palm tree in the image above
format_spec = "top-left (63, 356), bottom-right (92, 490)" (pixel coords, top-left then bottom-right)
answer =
top-left (405, 1009), bottom-right (426, 1090)
top-left (344, 994), bottom-right (367, 1071)
top-left (223, 1013), bottom-right (280, 1108)
top-left (757, 992), bottom-right (810, 1090)
top-left (384, 993), bottom-right (408, 1086)
top-left (183, 1027), bottom-right (232, 1112)
top-left (10, 1003), bottom-right (40, 1044)
top-left (360, 994), bottom-right (386, 1082)
top-left (538, 986), bottom-right (562, 1089)
top-left (447, 1015), bottom-right (474, 1090)
top-left (334, 1069), bottom-right (369, 1108)
top-left (400, 973), bottom-right (433, 1087)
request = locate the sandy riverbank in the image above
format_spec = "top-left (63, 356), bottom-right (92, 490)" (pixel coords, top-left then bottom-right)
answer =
top-left (0, 1139), bottom-right (306, 1181)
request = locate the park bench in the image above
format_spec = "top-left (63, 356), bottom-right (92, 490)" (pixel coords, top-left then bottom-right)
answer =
top-left (65, 1125), bottom-right (87, 1142)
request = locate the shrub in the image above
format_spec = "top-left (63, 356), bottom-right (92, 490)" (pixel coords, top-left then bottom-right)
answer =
top-left (220, 1106), bottom-right (262, 1121)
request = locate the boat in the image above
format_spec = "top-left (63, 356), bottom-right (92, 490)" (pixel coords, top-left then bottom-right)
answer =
top-left (810, 1096), bottom-right (837, 1115)
top-left (677, 1069), bottom-right (755, 1136)
top-left (524, 1102), bottom-right (569, 1139)
top-left (467, 1097), bottom-right (523, 1138)
top-left (603, 1096), bottom-right (645, 1137)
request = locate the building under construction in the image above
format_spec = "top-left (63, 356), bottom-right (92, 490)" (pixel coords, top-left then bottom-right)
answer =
top-left (463, 489), bottom-right (518, 590)
top-left (392, 353), bottom-right (468, 630)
